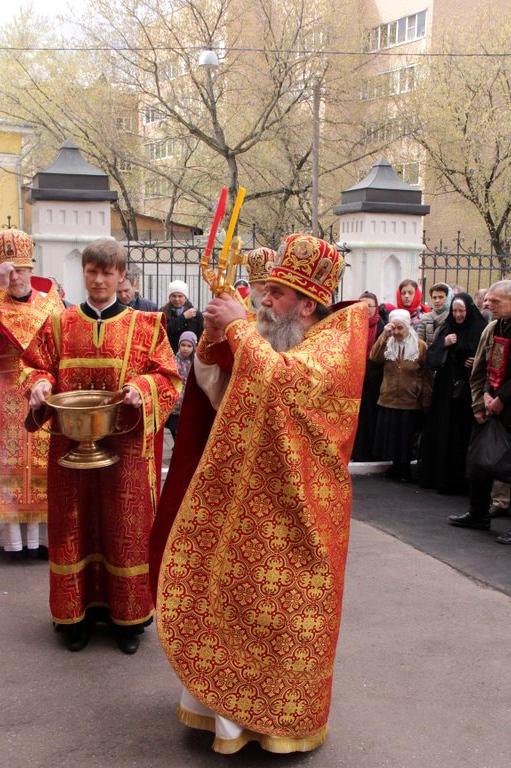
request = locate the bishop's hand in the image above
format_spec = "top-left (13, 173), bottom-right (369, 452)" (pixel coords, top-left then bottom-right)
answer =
top-left (203, 293), bottom-right (247, 334)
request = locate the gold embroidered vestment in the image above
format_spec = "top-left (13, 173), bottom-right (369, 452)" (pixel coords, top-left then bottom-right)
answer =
top-left (23, 306), bottom-right (180, 625)
top-left (157, 303), bottom-right (368, 739)
top-left (0, 287), bottom-right (62, 524)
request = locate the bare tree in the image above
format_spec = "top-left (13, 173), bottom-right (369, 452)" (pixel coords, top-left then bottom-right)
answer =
top-left (404, 12), bottom-right (511, 265)
top-left (0, 0), bottom-right (382, 242)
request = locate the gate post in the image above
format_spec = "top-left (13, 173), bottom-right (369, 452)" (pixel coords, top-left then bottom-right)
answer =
top-left (333, 158), bottom-right (430, 303)
top-left (28, 139), bottom-right (118, 304)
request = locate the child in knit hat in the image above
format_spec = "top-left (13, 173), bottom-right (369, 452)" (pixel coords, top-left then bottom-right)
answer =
top-left (166, 331), bottom-right (197, 440)
top-left (160, 281), bottom-right (204, 353)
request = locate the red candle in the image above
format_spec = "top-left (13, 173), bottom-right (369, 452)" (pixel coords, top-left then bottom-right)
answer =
top-left (202, 187), bottom-right (228, 266)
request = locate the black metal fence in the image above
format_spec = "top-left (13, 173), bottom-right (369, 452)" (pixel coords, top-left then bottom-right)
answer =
top-left (419, 232), bottom-right (508, 295)
top-left (124, 227), bottom-right (343, 309)
top-left (125, 237), bottom-right (257, 311)
top-left (126, 230), bottom-right (506, 309)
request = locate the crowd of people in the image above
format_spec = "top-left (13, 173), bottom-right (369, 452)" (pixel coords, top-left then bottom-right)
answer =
top-left (2, 223), bottom-right (511, 756)
top-left (352, 277), bottom-right (511, 545)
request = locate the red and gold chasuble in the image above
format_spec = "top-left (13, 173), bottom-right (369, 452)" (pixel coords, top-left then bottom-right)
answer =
top-left (0, 285), bottom-right (62, 525)
top-left (487, 335), bottom-right (511, 391)
top-left (157, 303), bottom-right (367, 743)
top-left (23, 306), bottom-right (180, 625)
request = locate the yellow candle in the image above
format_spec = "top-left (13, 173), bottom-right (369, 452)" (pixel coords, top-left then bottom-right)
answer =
top-left (218, 186), bottom-right (246, 265)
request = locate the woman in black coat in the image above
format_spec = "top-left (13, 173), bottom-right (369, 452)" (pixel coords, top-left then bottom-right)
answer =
top-left (351, 292), bottom-right (385, 461)
top-left (419, 292), bottom-right (487, 494)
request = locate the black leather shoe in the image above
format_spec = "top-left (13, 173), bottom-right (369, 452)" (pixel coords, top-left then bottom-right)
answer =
top-left (64, 621), bottom-right (91, 652)
top-left (496, 530), bottom-right (511, 544)
top-left (116, 629), bottom-right (140, 655)
top-left (489, 505), bottom-right (510, 518)
top-left (448, 512), bottom-right (490, 530)
top-left (7, 551), bottom-right (24, 562)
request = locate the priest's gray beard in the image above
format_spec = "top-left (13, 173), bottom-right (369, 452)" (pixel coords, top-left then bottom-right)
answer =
top-left (256, 305), bottom-right (305, 352)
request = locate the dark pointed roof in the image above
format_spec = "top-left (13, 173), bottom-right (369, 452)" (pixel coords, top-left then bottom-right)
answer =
top-left (334, 158), bottom-right (430, 216)
top-left (28, 139), bottom-right (118, 203)
top-left (41, 139), bottom-right (107, 177)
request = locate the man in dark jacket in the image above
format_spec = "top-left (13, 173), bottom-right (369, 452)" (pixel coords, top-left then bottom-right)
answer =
top-left (160, 279), bottom-right (203, 353)
top-left (449, 279), bottom-right (511, 541)
top-left (117, 270), bottom-right (158, 311)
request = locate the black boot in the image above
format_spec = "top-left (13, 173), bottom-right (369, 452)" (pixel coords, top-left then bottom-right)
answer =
top-left (115, 626), bottom-right (140, 655)
top-left (63, 620), bottom-right (91, 652)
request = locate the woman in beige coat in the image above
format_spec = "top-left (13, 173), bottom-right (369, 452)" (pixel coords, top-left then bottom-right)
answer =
top-left (370, 308), bottom-right (432, 481)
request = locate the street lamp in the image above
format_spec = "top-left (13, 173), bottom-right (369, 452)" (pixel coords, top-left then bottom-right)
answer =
top-left (198, 49), bottom-right (219, 67)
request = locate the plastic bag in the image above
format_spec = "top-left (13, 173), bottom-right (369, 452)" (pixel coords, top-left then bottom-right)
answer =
top-left (466, 417), bottom-right (511, 482)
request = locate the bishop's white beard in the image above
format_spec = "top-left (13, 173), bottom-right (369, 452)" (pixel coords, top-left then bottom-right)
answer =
top-left (256, 305), bottom-right (305, 352)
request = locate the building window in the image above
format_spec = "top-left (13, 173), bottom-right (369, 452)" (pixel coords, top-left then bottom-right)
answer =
top-left (363, 115), bottom-right (417, 145)
top-left (145, 177), bottom-right (173, 197)
top-left (143, 105), bottom-right (165, 124)
top-left (118, 160), bottom-right (133, 172)
top-left (366, 10), bottom-right (426, 51)
top-left (361, 65), bottom-right (417, 101)
top-left (395, 161), bottom-right (421, 185)
top-left (160, 59), bottom-right (186, 80)
top-left (364, 118), bottom-right (402, 145)
top-left (145, 139), bottom-right (176, 161)
top-left (116, 115), bottom-right (132, 131)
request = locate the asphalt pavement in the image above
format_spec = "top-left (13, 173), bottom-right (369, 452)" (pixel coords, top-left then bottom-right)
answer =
top-left (352, 474), bottom-right (511, 596)
top-left (2, 475), bottom-right (511, 768)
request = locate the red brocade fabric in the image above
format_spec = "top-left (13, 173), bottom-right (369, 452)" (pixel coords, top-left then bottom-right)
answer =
top-left (0, 287), bottom-right (62, 524)
top-left (149, 339), bottom-right (233, 601)
top-left (23, 306), bottom-right (180, 625)
top-left (156, 303), bottom-right (367, 739)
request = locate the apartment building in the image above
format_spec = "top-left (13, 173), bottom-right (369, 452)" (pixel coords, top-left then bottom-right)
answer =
top-left (133, 0), bottom-right (500, 251)
top-left (355, 0), bottom-right (495, 249)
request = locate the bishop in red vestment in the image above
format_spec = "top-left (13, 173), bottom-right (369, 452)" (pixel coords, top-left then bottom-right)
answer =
top-left (156, 235), bottom-right (368, 752)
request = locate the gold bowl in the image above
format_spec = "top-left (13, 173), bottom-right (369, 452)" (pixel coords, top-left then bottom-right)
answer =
top-left (46, 389), bottom-right (125, 469)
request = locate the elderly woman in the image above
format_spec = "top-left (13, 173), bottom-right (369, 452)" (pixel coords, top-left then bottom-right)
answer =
top-left (370, 309), bottom-right (432, 481)
top-left (419, 293), bottom-right (487, 494)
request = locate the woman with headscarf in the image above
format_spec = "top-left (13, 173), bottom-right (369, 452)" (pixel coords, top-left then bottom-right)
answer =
top-left (419, 292), bottom-right (487, 494)
top-left (394, 279), bottom-right (430, 327)
top-left (370, 309), bottom-right (432, 481)
top-left (351, 291), bottom-right (385, 461)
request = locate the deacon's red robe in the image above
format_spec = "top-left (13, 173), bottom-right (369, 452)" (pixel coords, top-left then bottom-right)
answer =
top-left (0, 280), bottom-right (62, 528)
top-left (156, 302), bottom-right (367, 749)
top-left (23, 305), bottom-right (180, 626)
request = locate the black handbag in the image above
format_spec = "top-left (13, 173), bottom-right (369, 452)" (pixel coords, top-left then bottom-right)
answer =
top-left (466, 417), bottom-right (511, 482)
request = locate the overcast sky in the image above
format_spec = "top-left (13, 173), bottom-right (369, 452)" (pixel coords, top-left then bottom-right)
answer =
top-left (0, 0), bottom-right (78, 25)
